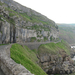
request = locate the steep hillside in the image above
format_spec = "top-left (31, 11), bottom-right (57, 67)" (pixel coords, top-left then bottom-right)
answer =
top-left (10, 44), bottom-right (47, 75)
top-left (58, 24), bottom-right (75, 44)
top-left (0, 0), bottom-right (59, 44)
top-left (10, 40), bottom-right (75, 75)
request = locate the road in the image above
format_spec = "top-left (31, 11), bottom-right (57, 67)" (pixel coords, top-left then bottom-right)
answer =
top-left (18, 40), bottom-right (61, 50)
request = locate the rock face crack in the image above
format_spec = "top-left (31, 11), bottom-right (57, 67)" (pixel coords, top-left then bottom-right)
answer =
top-left (10, 25), bottom-right (16, 43)
top-left (13, 25), bottom-right (16, 43)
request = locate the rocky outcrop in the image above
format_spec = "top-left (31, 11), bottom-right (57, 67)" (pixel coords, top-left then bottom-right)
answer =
top-left (0, 0), bottom-right (59, 44)
top-left (38, 51), bottom-right (75, 75)
top-left (70, 48), bottom-right (75, 58)
top-left (36, 42), bottom-right (75, 75)
top-left (0, 45), bottom-right (34, 75)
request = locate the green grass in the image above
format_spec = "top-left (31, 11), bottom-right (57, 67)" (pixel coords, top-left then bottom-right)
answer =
top-left (25, 25), bottom-right (50, 31)
top-left (10, 44), bottom-right (47, 75)
top-left (0, 12), bottom-right (15, 25)
top-left (44, 37), bottom-right (48, 41)
top-left (0, 1), bottom-right (4, 5)
top-left (20, 13), bottom-right (50, 25)
top-left (37, 39), bottom-right (42, 42)
top-left (0, 15), bottom-right (5, 22)
top-left (31, 37), bottom-right (36, 42)
top-left (38, 40), bottom-right (70, 55)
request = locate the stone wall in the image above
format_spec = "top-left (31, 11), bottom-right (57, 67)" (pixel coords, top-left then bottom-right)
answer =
top-left (0, 45), bottom-right (34, 75)
top-left (18, 41), bottom-right (61, 50)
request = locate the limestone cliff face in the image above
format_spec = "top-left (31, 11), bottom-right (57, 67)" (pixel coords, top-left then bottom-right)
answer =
top-left (0, 0), bottom-right (59, 44)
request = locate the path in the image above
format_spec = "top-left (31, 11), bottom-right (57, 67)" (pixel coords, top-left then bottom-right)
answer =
top-left (19, 40), bottom-right (61, 50)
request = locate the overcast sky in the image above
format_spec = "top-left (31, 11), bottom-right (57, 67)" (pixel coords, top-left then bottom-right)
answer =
top-left (13, 0), bottom-right (75, 24)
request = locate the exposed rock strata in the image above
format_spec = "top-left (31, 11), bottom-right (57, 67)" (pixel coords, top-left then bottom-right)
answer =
top-left (0, 0), bottom-right (59, 44)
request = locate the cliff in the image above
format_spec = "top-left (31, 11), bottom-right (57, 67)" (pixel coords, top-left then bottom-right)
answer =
top-left (1, 0), bottom-right (74, 75)
top-left (0, 0), bottom-right (59, 44)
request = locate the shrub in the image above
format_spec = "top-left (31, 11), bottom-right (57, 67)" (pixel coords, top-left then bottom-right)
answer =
top-left (44, 37), bottom-right (47, 41)
top-left (31, 37), bottom-right (36, 42)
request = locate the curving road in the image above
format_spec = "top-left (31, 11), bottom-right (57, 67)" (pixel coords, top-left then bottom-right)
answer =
top-left (18, 40), bottom-right (61, 50)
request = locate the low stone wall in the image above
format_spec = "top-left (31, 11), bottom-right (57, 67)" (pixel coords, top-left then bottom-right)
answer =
top-left (19, 42), bottom-right (52, 50)
top-left (0, 45), bottom-right (34, 75)
top-left (19, 41), bottom-right (61, 50)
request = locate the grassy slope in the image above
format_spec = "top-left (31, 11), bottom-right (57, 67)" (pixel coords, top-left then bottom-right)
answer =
top-left (58, 25), bottom-right (75, 44)
top-left (38, 40), bottom-right (71, 75)
top-left (10, 44), bottom-right (47, 75)
top-left (10, 40), bottom-right (70, 75)
top-left (38, 40), bottom-right (70, 55)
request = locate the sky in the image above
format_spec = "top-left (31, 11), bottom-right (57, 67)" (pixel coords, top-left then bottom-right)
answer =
top-left (13, 0), bottom-right (75, 24)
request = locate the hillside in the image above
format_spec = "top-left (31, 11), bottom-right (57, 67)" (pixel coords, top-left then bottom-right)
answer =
top-left (0, 0), bottom-right (75, 75)
top-left (10, 44), bottom-right (47, 75)
top-left (58, 24), bottom-right (75, 44)
top-left (10, 40), bottom-right (75, 75)
top-left (0, 0), bottom-right (59, 44)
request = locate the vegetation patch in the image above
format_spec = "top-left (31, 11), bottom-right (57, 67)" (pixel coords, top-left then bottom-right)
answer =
top-left (50, 36), bottom-right (55, 41)
top-left (38, 40), bottom-right (70, 55)
top-left (37, 39), bottom-right (42, 42)
top-left (0, 2), bottom-right (4, 5)
top-left (44, 37), bottom-right (48, 41)
top-left (0, 15), bottom-right (4, 22)
top-left (31, 37), bottom-right (36, 42)
top-left (0, 31), bottom-right (2, 34)
top-left (10, 44), bottom-right (47, 75)
top-left (25, 25), bottom-right (50, 31)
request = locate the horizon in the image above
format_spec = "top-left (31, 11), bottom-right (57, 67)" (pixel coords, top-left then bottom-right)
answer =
top-left (13, 0), bottom-right (75, 24)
